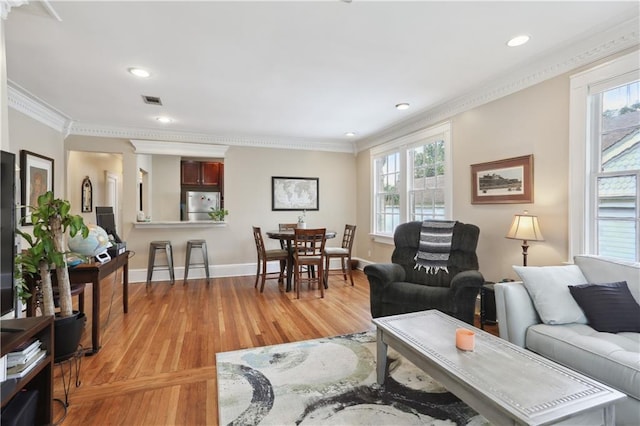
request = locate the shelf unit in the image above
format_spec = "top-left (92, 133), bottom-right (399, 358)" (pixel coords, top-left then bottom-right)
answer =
top-left (1, 316), bottom-right (54, 425)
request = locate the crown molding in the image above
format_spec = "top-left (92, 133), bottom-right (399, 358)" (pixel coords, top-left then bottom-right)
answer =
top-left (0, 0), bottom-right (28, 20)
top-left (67, 122), bottom-right (356, 154)
top-left (130, 139), bottom-right (229, 157)
top-left (356, 16), bottom-right (640, 154)
top-left (7, 82), bottom-right (70, 131)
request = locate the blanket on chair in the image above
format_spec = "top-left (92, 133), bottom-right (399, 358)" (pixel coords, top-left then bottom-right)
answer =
top-left (414, 220), bottom-right (456, 273)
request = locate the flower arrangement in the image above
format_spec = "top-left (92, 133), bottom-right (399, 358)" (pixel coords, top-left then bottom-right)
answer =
top-left (297, 210), bottom-right (306, 224)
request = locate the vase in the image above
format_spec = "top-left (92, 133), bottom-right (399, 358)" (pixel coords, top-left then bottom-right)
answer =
top-left (54, 311), bottom-right (86, 362)
top-left (298, 222), bottom-right (306, 229)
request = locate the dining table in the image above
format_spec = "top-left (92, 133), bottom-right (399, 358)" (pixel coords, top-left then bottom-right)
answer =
top-left (266, 229), bottom-right (336, 292)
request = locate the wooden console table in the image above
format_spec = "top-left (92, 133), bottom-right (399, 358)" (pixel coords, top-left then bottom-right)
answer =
top-left (27, 251), bottom-right (130, 354)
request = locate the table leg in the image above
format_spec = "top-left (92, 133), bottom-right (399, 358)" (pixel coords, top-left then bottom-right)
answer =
top-left (90, 274), bottom-right (101, 354)
top-left (376, 327), bottom-right (388, 385)
top-left (123, 256), bottom-right (129, 314)
top-left (604, 405), bottom-right (615, 426)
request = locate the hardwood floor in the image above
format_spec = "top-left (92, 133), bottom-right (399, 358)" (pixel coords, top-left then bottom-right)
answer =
top-left (52, 270), bottom-right (498, 425)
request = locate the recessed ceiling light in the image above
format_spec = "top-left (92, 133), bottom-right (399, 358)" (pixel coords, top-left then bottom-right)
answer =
top-left (156, 116), bottom-right (172, 124)
top-left (345, 132), bottom-right (357, 137)
top-left (128, 67), bottom-right (151, 78)
top-left (507, 35), bottom-right (530, 47)
top-left (395, 103), bottom-right (410, 110)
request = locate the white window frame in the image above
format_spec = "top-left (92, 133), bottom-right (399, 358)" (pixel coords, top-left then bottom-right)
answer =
top-left (569, 50), bottom-right (640, 260)
top-left (370, 122), bottom-right (452, 244)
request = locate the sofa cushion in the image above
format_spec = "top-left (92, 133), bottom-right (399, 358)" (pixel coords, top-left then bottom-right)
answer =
top-left (513, 265), bottom-right (588, 325)
top-left (569, 281), bottom-right (640, 333)
top-left (526, 323), bottom-right (640, 400)
top-left (574, 255), bottom-right (640, 304)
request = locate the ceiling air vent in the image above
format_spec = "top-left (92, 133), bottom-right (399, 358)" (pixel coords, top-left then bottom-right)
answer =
top-left (142, 95), bottom-right (162, 106)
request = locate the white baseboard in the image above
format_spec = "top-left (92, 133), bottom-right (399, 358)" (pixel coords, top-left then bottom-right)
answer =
top-left (130, 257), bottom-right (371, 283)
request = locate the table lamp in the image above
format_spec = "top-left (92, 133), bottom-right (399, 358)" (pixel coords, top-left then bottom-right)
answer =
top-left (505, 211), bottom-right (544, 266)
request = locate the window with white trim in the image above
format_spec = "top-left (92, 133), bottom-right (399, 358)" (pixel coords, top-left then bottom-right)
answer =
top-left (569, 51), bottom-right (640, 261)
top-left (371, 122), bottom-right (451, 239)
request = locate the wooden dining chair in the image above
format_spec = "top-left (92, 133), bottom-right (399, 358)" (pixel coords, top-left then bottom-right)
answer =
top-left (293, 228), bottom-right (327, 299)
top-left (252, 226), bottom-right (288, 292)
top-left (278, 222), bottom-right (297, 247)
top-left (324, 224), bottom-right (356, 286)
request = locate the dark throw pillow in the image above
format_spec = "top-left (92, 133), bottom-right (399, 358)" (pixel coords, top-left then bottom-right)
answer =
top-left (568, 281), bottom-right (640, 333)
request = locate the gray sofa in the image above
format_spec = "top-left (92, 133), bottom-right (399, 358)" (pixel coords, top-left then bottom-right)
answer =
top-left (495, 255), bottom-right (640, 425)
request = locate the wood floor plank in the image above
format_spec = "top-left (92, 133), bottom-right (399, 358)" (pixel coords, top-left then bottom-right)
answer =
top-left (51, 269), bottom-right (497, 425)
top-left (51, 271), bottom-right (374, 425)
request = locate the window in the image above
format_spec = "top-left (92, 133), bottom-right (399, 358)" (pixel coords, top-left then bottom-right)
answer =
top-left (409, 139), bottom-right (446, 222)
top-left (569, 51), bottom-right (640, 261)
top-left (373, 152), bottom-right (401, 235)
top-left (371, 122), bottom-right (451, 240)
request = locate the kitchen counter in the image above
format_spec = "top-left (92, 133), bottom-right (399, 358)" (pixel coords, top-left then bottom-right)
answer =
top-left (133, 220), bottom-right (227, 229)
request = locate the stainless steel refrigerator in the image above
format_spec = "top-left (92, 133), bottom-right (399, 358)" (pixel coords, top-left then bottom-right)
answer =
top-left (186, 191), bottom-right (220, 221)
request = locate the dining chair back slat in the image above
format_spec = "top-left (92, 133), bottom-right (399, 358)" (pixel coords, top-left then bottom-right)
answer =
top-left (293, 228), bottom-right (327, 299)
top-left (324, 224), bottom-right (357, 286)
top-left (252, 226), bottom-right (288, 293)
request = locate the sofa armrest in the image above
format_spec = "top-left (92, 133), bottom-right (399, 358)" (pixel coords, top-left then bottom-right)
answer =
top-left (364, 263), bottom-right (406, 317)
top-left (494, 281), bottom-right (540, 348)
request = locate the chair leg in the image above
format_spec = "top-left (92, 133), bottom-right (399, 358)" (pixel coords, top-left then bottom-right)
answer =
top-left (341, 257), bottom-right (347, 281)
top-left (184, 243), bottom-right (192, 284)
top-left (295, 264), bottom-right (301, 299)
top-left (167, 244), bottom-right (175, 285)
top-left (260, 259), bottom-right (267, 292)
top-left (146, 248), bottom-right (156, 287)
top-left (319, 264), bottom-right (324, 298)
top-left (254, 260), bottom-right (261, 288)
top-left (347, 257), bottom-right (354, 286)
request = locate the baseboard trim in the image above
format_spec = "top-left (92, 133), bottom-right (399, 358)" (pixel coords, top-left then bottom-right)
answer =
top-left (131, 257), bottom-right (372, 283)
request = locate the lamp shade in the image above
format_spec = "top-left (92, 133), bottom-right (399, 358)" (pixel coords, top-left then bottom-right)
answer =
top-left (506, 212), bottom-right (544, 241)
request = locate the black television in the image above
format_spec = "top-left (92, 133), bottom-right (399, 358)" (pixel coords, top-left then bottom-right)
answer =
top-left (1, 150), bottom-right (16, 317)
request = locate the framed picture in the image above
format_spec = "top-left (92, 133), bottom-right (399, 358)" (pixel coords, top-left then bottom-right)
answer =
top-left (20, 150), bottom-right (54, 225)
top-left (272, 176), bottom-right (319, 211)
top-left (470, 155), bottom-right (533, 204)
top-left (81, 176), bottom-right (93, 213)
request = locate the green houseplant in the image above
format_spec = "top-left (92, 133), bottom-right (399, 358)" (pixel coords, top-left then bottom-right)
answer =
top-left (208, 208), bottom-right (229, 221)
top-left (16, 191), bottom-right (89, 318)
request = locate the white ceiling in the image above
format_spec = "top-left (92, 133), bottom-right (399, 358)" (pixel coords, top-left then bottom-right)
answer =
top-left (5, 1), bottom-right (640, 152)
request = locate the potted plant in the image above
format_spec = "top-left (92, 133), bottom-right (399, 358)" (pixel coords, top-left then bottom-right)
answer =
top-left (16, 191), bottom-right (89, 360)
top-left (208, 208), bottom-right (229, 221)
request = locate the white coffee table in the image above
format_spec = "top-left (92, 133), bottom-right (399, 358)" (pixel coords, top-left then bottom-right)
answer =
top-left (373, 310), bottom-right (626, 425)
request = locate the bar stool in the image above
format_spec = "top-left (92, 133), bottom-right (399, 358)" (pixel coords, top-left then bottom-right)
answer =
top-left (146, 240), bottom-right (175, 286)
top-left (184, 239), bottom-right (210, 283)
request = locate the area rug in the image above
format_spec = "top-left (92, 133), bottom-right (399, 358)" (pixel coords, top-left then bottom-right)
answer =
top-left (216, 331), bottom-right (489, 425)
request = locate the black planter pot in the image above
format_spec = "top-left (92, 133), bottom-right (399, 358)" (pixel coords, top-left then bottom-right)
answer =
top-left (54, 311), bottom-right (86, 363)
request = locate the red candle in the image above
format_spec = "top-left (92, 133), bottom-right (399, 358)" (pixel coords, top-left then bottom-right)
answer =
top-left (456, 328), bottom-right (475, 351)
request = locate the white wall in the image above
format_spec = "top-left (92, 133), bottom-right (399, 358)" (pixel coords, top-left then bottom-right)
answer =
top-left (61, 136), bottom-right (357, 274)
top-left (150, 155), bottom-right (180, 221)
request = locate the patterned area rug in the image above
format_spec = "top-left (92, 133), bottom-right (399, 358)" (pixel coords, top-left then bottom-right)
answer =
top-left (216, 331), bottom-right (489, 425)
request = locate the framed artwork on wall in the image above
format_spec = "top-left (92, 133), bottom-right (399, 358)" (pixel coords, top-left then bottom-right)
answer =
top-left (272, 176), bottom-right (319, 211)
top-left (470, 155), bottom-right (533, 204)
top-left (20, 150), bottom-right (54, 225)
top-left (82, 176), bottom-right (93, 213)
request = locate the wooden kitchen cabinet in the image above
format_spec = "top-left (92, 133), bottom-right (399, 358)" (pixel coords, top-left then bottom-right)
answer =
top-left (181, 161), bottom-right (221, 186)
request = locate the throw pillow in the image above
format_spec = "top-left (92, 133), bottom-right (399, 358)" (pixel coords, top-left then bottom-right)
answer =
top-left (513, 265), bottom-right (588, 325)
top-left (568, 281), bottom-right (640, 333)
